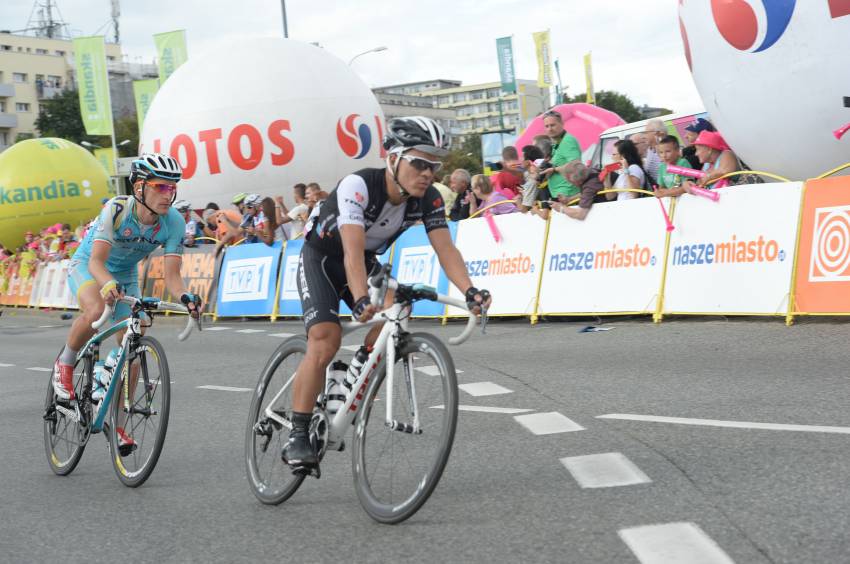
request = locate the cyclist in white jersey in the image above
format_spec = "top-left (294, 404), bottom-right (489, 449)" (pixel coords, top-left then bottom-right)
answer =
top-left (281, 116), bottom-right (492, 472)
top-left (52, 153), bottom-right (203, 452)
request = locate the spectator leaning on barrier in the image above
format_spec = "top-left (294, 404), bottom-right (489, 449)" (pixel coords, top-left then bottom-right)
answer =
top-left (682, 118), bottom-right (714, 169)
top-left (469, 174), bottom-right (517, 216)
top-left (518, 145), bottom-right (544, 212)
top-left (685, 130), bottom-right (740, 191)
top-left (550, 161), bottom-right (604, 221)
top-left (654, 136), bottom-right (694, 198)
top-left (448, 168), bottom-right (478, 221)
top-left (630, 133), bottom-right (659, 187)
top-left (605, 139), bottom-right (647, 201)
top-left (275, 183), bottom-right (310, 239)
top-left (491, 145), bottom-right (524, 202)
top-left (207, 208), bottom-right (243, 254)
top-left (540, 110), bottom-right (582, 201)
top-left (643, 119), bottom-right (666, 183)
top-left (431, 173), bottom-right (457, 217)
top-left (240, 194), bottom-right (278, 246)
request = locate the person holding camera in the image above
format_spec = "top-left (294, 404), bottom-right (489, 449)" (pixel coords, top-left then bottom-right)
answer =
top-left (538, 110), bottom-right (582, 202)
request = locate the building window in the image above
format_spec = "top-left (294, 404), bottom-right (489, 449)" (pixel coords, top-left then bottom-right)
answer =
top-left (48, 75), bottom-right (62, 87)
top-left (107, 55), bottom-right (116, 61)
top-left (55, 50), bottom-right (65, 56)
top-left (454, 92), bottom-right (468, 102)
top-left (471, 91), bottom-right (484, 100)
top-left (438, 95), bottom-right (451, 105)
top-left (0, 101), bottom-right (5, 112)
top-left (36, 48), bottom-right (48, 55)
top-left (488, 88), bottom-right (502, 98)
top-left (0, 45), bottom-right (11, 51)
top-left (0, 131), bottom-right (8, 145)
top-left (16, 102), bottom-right (31, 112)
top-left (13, 72), bottom-right (27, 83)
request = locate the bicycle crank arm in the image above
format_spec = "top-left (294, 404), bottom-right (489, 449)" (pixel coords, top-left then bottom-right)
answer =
top-left (386, 420), bottom-right (423, 434)
top-left (127, 406), bottom-right (157, 417)
top-left (55, 404), bottom-right (81, 423)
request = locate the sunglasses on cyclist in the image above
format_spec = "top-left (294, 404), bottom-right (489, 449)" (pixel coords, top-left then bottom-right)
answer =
top-left (399, 154), bottom-right (443, 173)
top-left (146, 181), bottom-right (177, 194)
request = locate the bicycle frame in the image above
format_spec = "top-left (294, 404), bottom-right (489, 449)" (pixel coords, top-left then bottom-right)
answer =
top-left (262, 287), bottom-right (476, 450)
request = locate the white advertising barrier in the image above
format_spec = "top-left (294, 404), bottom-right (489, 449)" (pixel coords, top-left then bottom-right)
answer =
top-left (538, 197), bottom-right (669, 314)
top-left (448, 213), bottom-right (546, 316)
top-left (662, 182), bottom-right (802, 315)
top-left (29, 261), bottom-right (78, 309)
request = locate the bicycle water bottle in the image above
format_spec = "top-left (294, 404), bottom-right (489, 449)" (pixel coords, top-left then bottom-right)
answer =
top-left (343, 346), bottom-right (370, 391)
top-left (324, 360), bottom-right (349, 414)
top-left (92, 359), bottom-right (107, 402)
top-left (100, 348), bottom-right (120, 388)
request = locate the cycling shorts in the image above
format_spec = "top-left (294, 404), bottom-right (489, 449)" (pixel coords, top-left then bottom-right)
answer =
top-left (297, 242), bottom-right (379, 332)
top-left (68, 259), bottom-right (146, 322)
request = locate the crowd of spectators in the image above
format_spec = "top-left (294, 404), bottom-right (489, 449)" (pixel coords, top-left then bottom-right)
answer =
top-left (433, 112), bottom-right (753, 224)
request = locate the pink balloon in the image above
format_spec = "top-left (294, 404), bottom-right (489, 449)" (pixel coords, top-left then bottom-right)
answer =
top-left (513, 103), bottom-right (625, 156)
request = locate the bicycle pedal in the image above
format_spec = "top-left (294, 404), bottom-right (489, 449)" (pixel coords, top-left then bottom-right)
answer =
top-left (291, 464), bottom-right (321, 479)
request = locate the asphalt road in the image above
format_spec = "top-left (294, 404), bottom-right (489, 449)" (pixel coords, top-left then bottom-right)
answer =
top-left (2, 308), bottom-right (850, 563)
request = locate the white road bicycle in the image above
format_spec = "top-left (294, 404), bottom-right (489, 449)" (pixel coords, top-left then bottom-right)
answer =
top-left (245, 264), bottom-right (480, 524)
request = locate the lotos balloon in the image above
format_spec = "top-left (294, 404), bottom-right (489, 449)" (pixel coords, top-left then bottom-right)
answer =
top-left (140, 38), bottom-right (386, 210)
top-left (0, 138), bottom-right (111, 249)
top-left (679, 0), bottom-right (850, 180)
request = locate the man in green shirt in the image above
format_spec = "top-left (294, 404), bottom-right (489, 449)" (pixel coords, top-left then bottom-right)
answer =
top-left (540, 109), bottom-right (582, 200)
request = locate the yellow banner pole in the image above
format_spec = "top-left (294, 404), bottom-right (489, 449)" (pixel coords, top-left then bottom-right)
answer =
top-left (530, 213), bottom-right (552, 325)
top-left (785, 184), bottom-right (807, 326)
top-left (653, 198), bottom-right (676, 323)
top-left (270, 242), bottom-right (285, 323)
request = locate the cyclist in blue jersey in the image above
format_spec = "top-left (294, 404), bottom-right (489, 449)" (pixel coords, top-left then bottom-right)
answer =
top-left (53, 153), bottom-right (203, 451)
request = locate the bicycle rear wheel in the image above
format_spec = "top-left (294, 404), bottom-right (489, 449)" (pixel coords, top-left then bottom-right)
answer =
top-left (43, 354), bottom-right (92, 476)
top-left (245, 336), bottom-right (307, 505)
top-left (108, 337), bottom-right (170, 487)
top-left (352, 332), bottom-right (458, 524)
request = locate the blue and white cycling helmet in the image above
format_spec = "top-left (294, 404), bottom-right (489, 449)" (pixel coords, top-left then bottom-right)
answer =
top-left (129, 152), bottom-right (183, 184)
top-left (172, 199), bottom-right (192, 213)
top-left (243, 193), bottom-right (263, 208)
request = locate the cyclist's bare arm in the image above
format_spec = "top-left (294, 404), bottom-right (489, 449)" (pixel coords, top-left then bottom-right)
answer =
top-left (339, 224), bottom-right (370, 301)
top-left (163, 255), bottom-right (190, 299)
top-left (89, 241), bottom-right (121, 301)
top-left (427, 227), bottom-right (474, 293)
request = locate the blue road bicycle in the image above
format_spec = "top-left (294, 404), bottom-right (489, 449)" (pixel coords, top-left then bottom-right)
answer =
top-left (43, 296), bottom-right (199, 487)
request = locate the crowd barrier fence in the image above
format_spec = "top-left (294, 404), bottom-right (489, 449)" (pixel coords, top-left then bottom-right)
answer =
top-left (4, 176), bottom-right (850, 326)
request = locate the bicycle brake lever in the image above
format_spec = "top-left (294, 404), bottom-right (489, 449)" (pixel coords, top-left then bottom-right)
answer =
top-left (480, 307), bottom-right (489, 335)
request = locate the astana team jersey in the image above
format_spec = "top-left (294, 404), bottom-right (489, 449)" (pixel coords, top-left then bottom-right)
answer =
top-left (73, 196), bottom-right (185, 280)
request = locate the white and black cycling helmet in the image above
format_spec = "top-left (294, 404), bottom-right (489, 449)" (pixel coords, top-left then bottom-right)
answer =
top-left (172, 199), bottom-right (192, 213)
top-left (382, 116), bottom-right (450, 158)
top-left (243, 194), bottom-right (263, 208)
top-left (129, 152), bottom-right (183, 184)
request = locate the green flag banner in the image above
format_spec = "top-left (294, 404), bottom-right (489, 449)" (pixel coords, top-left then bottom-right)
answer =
top-left (133, 79), bottom-right (159, 130)
top-left (496, 36), bottom-right (516, 94)
top-left (154, 30), bottom-right (188, 82)
top-left (72, 36), bottom-right (113, 136)
top-left (94, 147), bottom-right (116, 176)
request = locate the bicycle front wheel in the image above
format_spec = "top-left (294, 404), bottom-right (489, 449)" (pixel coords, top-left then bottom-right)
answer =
top-left (43, 354), bottom-right (92, 476)
top-left (108, 336), bottom-right (170, 487)
top-left (245, 336), bottom-right (307, 505)
top-left (352, 332), bottom-right (459, 524)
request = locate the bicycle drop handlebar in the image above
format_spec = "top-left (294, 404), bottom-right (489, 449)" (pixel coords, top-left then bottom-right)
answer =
top-left (358, 264), bottom-right (479, 346)
top-left (92, 297), bottom-right (200, 341)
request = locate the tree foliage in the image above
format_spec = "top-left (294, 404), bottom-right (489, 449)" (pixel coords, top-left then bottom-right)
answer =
top-left (564, 90), bottom-right (644, 123)
top-left (441, 133), bottom-right (483, 178)
top-left (33, 88), bottom-right (138, 156)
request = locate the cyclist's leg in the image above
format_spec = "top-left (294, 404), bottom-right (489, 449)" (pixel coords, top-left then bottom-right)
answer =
top-left (283, 245), bottom-right (345, 469)
top-left (53, 262), bottom-right (106, 399)
top-left (111, 278), bottom-right (146, 447)
top-left (338, 258), bottom-right (392, 349)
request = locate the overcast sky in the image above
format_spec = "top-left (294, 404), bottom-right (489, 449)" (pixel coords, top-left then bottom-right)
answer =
top-left (2, 0), bottom-right (703, 112)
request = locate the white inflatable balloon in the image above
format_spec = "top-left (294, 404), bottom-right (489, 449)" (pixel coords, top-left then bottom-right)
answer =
top-left (679, 1), bottom-right (850, 180)
top-left (140, 38), bottom-right (385, 209)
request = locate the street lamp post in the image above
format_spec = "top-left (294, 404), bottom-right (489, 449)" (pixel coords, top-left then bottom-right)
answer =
top-left (348, 46), bottom-right (388, 66)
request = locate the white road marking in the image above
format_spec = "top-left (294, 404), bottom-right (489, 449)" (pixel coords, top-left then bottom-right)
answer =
top-left (0, 363), bottom-right (15, 367)
top-left (38, 325), bottom-right (59, 328)
top-left (197, 385), bottom-right (252, 392)
top-left (598, 413), bottom-right (850, 435)
top-left (204, 326), bottom-right (231, 331)
top-left (514, 412), bottom-right (585, 435)
top-left (415, 365), bottom-right (464, 376)
top-left (560, 452), bottom-right (651, 489)
top-left (431, 404), bottom-right (533, 414)
top-left (26, 367), bottom-right (52, 372)
top-left (619, 522), bottom-right (735, 564)
top-left (269, 332), bottom-right (296, 338)
top-left (458, 381), bottom-right (512, 396)
top-left (235, 329), bottom-right (266, 334)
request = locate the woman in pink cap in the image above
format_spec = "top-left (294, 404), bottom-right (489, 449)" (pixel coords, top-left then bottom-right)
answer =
top-left (689, 130), bottom-right (739, 189)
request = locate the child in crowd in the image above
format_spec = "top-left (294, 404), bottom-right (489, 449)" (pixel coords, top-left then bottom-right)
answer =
top-left (490, 146), bottom-right (524, 201)
top-left (654, 135), bottom-right (694, 198)
top-left (470, 174), bottom-right (517, 216)
top-left (519, 145), bottom-right (545, 212)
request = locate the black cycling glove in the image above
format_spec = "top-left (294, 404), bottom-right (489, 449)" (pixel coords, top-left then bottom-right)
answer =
top-left (465, 287), bottom-right (491, 311)
top-left (352, 296), bottom-right (372, 322)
